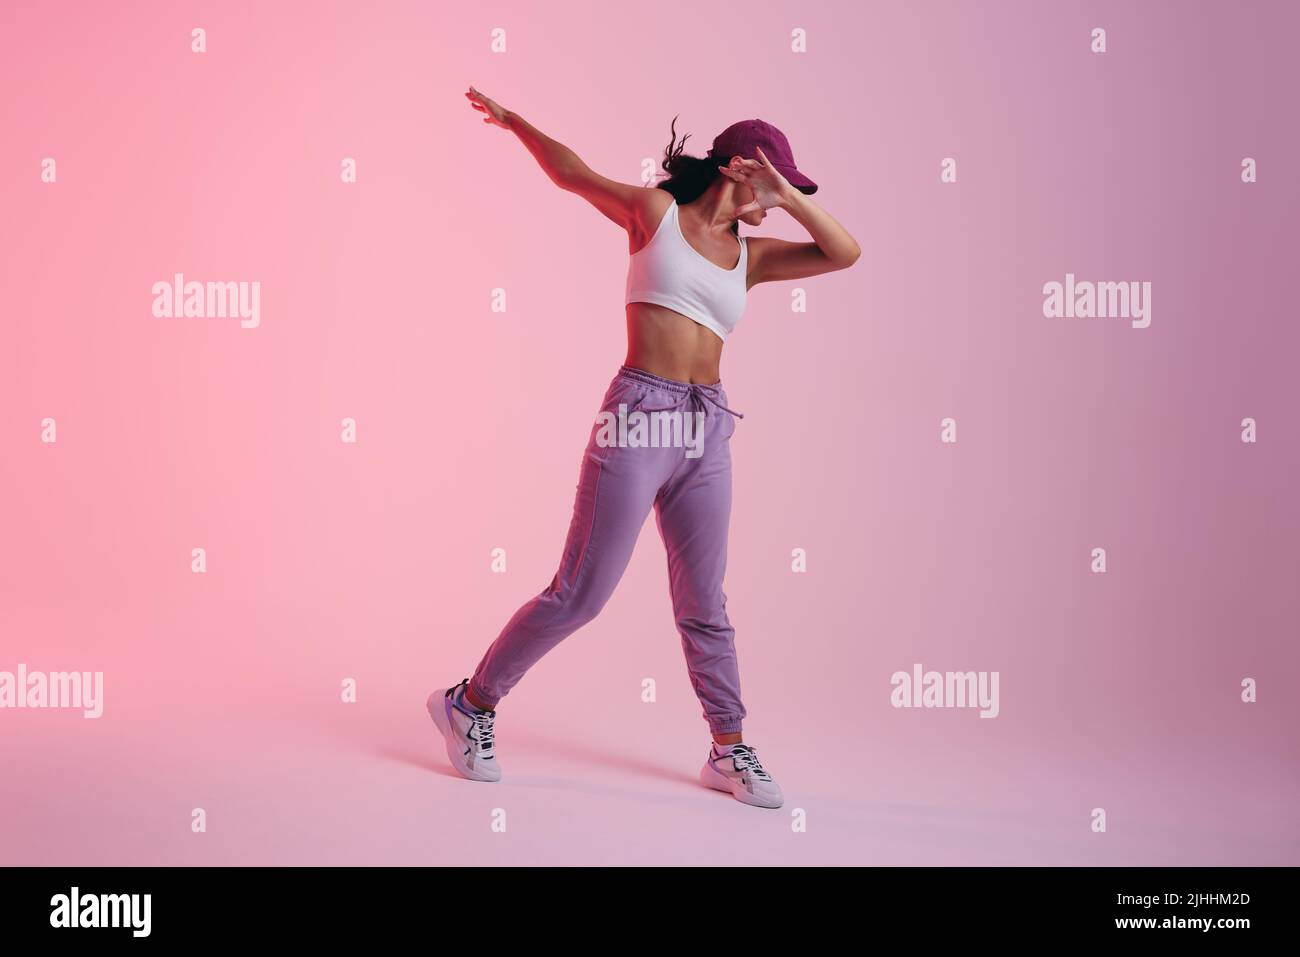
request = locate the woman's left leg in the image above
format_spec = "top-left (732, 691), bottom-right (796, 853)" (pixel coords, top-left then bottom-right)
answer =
top-left (653, 407), bottom-right (747, 739)
top-left (654, 399), bottom-right (785, 808)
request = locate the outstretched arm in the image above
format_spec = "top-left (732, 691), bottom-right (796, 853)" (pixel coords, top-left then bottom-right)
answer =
top-left (465, 85), bottom-right (647, 234)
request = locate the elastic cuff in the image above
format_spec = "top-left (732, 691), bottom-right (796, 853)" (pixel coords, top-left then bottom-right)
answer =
top-left (707, 716), bottom-right (744, 735)
top-left (467, 678), bottom-right (499, 712)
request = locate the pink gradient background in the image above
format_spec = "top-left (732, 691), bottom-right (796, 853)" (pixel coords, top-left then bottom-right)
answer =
top-left (2, 0), bottom-right (1297, 865)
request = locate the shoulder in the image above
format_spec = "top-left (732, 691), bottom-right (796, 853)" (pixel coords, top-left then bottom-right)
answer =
top-left (628, 189), bottom-right (676, 251)
top-left (741, 234), bottom-right (769, 266)
top-left (640, 187), bottom-right (675, 225)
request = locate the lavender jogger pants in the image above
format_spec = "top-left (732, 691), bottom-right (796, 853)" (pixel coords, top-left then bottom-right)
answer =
top-left (468, 365), bottom-right (747, 735)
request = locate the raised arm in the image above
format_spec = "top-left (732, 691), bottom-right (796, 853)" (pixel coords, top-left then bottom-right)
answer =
top-left (465, 85), bottom-right (651, 237)
top-left (722, 147), bottom-right (861, 286)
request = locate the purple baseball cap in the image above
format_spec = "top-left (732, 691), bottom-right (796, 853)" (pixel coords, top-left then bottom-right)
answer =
top-left (706, 119), bottom-right (818, 194)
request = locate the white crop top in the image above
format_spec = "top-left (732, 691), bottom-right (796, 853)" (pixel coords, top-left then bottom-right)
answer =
top-left (625, 199), bottom-right (748, 342)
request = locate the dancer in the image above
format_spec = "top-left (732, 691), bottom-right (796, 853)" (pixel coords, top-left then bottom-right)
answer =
top-left (429, 86), bottom-right (860, 808)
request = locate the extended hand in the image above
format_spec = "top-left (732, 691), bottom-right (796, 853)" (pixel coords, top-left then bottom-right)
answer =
top-left (465, 85), bottom-right (511, 129)
top-left (718, 146), bottom-right (795, 217)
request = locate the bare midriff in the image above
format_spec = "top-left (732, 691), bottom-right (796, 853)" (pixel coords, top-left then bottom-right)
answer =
top-left (624, 302), bottom-right (727, 384)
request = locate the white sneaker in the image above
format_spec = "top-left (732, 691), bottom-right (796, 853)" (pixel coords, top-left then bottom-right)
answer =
top-left (427, 679), bottom-right (501, 782)
top-left (700, 743), bottom-right (783, 809)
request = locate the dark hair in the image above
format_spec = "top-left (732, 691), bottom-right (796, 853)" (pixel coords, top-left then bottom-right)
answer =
top-left (656, 115), bottom-right (738, 235)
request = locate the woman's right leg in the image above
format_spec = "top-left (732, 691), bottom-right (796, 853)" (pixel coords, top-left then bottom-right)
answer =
top-left (466, 377), bottom-right (674, 710)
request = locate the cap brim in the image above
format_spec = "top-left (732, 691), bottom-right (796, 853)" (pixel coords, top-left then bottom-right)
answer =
top-left (776, 164), bottom-right (818, 194)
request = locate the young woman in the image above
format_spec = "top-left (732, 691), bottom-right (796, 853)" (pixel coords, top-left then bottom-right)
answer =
top-left (428, 86), bottom-right (860, 809)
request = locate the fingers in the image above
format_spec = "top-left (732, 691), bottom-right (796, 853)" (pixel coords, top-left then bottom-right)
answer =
top-left (734, 201), bottom-right (760, 217)
top-left (717, 165), bottom-right (746, 182)
top-left (466, 87), bottom-right (503, 126)
top-left (754, 145), bottom-right (775, 169)
top-left (467, 93), bottom-right (497, 121)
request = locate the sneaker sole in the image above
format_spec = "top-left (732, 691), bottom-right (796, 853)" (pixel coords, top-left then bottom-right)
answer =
top-left (426, 690), bottom-right (501, 782)
top-left (699, 762), bottom-right (783, 809)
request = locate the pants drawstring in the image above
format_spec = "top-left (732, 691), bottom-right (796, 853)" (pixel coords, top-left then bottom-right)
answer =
top-left (640, 383), bottom-right (745, 421)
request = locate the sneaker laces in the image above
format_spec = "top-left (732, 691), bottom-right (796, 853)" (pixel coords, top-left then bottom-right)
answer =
top-left (471, 711), bottom-right (496, 757)
top-left (728, 744), bottom-right (771, 781)
top-left (449, 678), bottom-right (496, 758)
